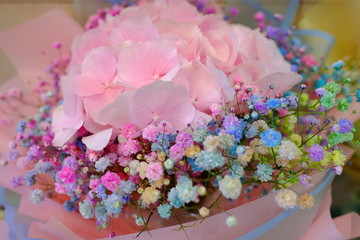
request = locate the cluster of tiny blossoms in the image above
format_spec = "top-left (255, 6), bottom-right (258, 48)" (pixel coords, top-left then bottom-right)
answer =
top-left (7, 65), bottom-right (358, 235)
top-left (255, 11), bottom-right (319, 78)
top-left (2, 3), bottom-right (359, 239)
top-left (256, 11), bottom-right (360, 104)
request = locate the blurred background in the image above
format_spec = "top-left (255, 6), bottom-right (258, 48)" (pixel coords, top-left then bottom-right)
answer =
top-left (0, 0), bottom-right (359, 226)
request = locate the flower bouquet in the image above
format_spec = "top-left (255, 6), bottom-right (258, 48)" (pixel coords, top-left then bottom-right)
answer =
top-left (0, 0), bottom-right (360, 239)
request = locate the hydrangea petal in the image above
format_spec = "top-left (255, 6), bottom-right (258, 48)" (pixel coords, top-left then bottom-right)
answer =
top-left (52, 105), bottom-right (84, 146)
top-left (173, 60), bottom-right (234, 114)
top-left (82, 128), bottom-right (113, 151)
top-left (99, 91), bottom-right (134, 128)
top-left (81, 47), bottom-right (117, 84)
top-left (117, 39), bottom-right (179, 88)
top-left (110, 15), bottom-right (159, 44)
top-left (255, 72), bottom-right (302, 97)
top-left (132, 81), bottom-right (195, 131)
top-left (72, 75), bottom-right (104, 97)
top-left (83, 87), bottom-right (124, 123)
top-left (71, 27), bottom-right (108, 65)
top-left (60, 76), bottom-right (85, 118)
top-left (158, 0), bottom-right (201, 22)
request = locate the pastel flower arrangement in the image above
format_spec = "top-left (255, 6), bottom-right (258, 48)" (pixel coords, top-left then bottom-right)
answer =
top-left (1, 0), bottom-right (359, 238)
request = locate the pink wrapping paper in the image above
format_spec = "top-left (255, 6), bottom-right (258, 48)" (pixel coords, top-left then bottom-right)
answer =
top-left (0, 8), bottom-right (359, 240)
top-left (0, 220), bottom-right (10, 235)
top-left (0, 9), bottom-right (83, 89)
top-left (301, 189), bottom-right (360, 240)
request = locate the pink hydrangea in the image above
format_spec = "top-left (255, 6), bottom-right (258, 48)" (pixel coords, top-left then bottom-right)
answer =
top-left (101, 171), bottom-right (121, 191)
top-left (58, 166), bottom-right (76, 183)
top-left (51, 0), bottom-right (301, 145)
top-left (142, 124), bottom-right (160, 141)
top-left (169, 144), bottom-right (185, 161)
top-left (146, 162), bottom-right (163, 181)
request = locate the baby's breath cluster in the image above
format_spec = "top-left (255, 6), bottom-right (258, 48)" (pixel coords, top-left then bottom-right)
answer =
top-left (0, 1), bottom-right (358, 238)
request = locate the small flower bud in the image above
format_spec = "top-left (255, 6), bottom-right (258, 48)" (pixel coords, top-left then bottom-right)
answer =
top-left (226, 215), bottom-right (238, 227)
top-left (197, 186), bottom-right (207, 196)
top-left (199, 207), bottom-right (210, 218)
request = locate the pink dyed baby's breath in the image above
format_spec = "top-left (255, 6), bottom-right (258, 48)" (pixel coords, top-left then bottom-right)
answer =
top-left (122, 124), bottom-right (137, 139)
top-left (142, 125), bottom-right (160, 141)
top-left (169, 144), bottom-right (185, 161)
top-left (55, 182), bottom-right (67, 194)
top-left (118, 140), bottom-right (140, 157)
top-left (101, 171), bottom-right (121, 191)
top-left (58, 166), bottom-right (76, 183)
top-left (89, 179), bottom-right (101, 190)
top-left (146, 162), bottom-right (163, 181)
